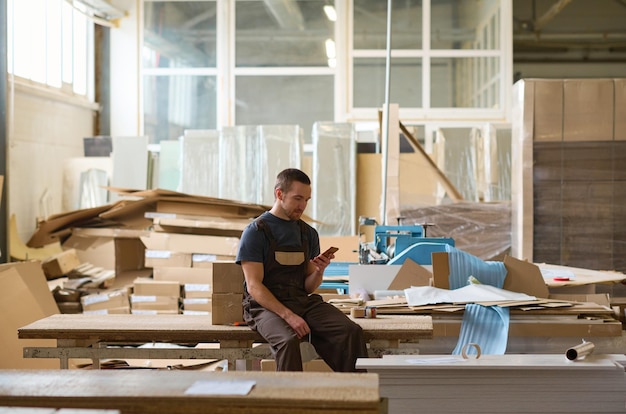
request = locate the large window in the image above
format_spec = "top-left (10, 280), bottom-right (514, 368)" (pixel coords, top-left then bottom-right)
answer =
top-left (234, 0), bottom-right (335, 141)
top-left (351, 0), bottom-right (507, 120)
top-left (7, 0), bottom-right (94, 98)
top-left (143, 0), bottom-right (218, 143)
top-left (141, 0), bottom-right (510, 142)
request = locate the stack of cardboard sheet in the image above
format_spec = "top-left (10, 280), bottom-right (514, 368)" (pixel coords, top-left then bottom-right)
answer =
top-left (357, 354), bottom-right (626, 414)
top-left (26, 188), bottom-right (269, 248)
top-left (27, 188), bottom-right (268, 290)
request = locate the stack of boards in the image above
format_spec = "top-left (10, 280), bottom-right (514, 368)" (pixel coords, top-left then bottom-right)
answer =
top-left (357, 354), bottom-right (626, 414)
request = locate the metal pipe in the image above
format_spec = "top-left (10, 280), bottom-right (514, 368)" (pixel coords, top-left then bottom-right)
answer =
top-left (534, 0), bottom-right (574, 31)
top-left (380, 0), bottom-right (392, 226)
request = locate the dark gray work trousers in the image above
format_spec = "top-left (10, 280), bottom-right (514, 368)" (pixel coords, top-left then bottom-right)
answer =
top-left (244, 293), bottom-right (368, 372)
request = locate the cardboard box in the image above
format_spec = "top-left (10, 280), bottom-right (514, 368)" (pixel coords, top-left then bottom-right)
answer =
top-left (182, 293), bottom-right (243, 324)
top-left (0, 265), bottom-right (59, 369)
top-left (183, 283), bottom-right (211, 298)
top-left (131, 309), bottom-right (179, 315)
top-left (153, 262), bottom-right (244, 293)
top-left (133, 278), bottom-right (181, 297)
top-left (115, 238), bottom-right (146, 273)
top-left (182, 297), bottom-right (212, 312)
top-left (431, 252), bottom-right (549, 299)
top-left (130, 295), bottom-right (180, 312)
top-left (145, 250), bottom-right (192, 268)
top-left (81, 289), bottom-right (129, 312)
top-left (41, 248), bottom-right (81, 279)
top-left (192, 253), bottom-right (237, 266)
top-left (83, 306), bottom-right (130, 315)
top-left (140, 232), bottom-right (239, 256)
top-left (63, 228), bottom-right (148, 275)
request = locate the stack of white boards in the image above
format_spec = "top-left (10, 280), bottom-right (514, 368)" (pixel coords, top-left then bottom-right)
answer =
top-left (356, 354), bottom-right (626, 414)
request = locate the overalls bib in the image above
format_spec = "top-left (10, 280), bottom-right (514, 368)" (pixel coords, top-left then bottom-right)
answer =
top-left (243, 218), bottom-right (310, 314)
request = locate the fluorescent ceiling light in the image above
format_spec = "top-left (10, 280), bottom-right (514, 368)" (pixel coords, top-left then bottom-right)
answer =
top-left (323, 5), bottom-right (337, 22)
top-left (325, 38), bottom-right (336, 59)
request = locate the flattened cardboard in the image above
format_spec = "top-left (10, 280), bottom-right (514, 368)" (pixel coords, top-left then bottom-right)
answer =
top-left (140, 232), bottom-right (240, 256)
top-left (0, 267), bottom-right (59, 369)
top-left (550, 293), bottom-right (611, 308)
top-left (27, 204), bottom-right (115, 247)
top-left (145, 250), bottom-right (192, 268)
top-left (431, 252), bottom-right (450, 289)
top-left (388, 258), bottom-right (432, 290)
top-left (503, 255), bottom-right (550, 299)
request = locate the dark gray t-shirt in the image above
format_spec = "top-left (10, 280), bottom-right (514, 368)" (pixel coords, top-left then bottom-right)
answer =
top-left (236, 211), bottom-right (320, 264)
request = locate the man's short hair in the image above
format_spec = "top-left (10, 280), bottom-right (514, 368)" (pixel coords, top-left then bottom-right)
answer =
top-left (275, 168), bottom-right (311, 193)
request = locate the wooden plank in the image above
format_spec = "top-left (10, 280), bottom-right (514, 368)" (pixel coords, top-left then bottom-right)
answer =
top-left (18, 314), bottom-right (433, 343)
top-left (0, 370), bottom-right (382, 414)
top-left (398, 121), bottom-right (464, 202)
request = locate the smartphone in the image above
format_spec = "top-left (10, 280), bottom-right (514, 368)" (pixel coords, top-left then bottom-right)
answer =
top-left (322, 246), bottom-right (339, 258)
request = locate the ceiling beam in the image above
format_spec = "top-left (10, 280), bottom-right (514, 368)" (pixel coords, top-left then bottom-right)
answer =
top-left (534, 0), bottom-right (574, 31)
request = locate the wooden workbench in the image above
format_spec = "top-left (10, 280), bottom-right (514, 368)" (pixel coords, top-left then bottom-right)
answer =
top-left (0, 370), bottom-right (383, 414)
top-left (18, 314), bottom-right (433, 369)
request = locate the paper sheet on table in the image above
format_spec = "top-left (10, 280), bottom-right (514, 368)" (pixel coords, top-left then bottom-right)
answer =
top-left (404, 284), bottom-right (536, 307)
top-left (185, 379), bottom-right (256, 395)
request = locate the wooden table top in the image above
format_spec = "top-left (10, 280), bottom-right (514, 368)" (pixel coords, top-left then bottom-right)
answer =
top-left (0, 370), bottom-right (381, 414)
top-left (18, 314), bottom-right (433, 343)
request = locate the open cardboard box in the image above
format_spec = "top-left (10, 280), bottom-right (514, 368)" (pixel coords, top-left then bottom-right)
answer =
top-left (0, 261), bottom-right (60, 369)
top-left (431, 252), bottom-right (550, 298)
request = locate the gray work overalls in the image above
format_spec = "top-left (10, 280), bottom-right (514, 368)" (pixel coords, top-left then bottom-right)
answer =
top-left (243, 218), bottom-right (367, 372)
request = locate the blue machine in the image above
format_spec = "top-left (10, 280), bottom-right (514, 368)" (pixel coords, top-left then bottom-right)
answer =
top-left (320, 218), bottom-right (455, 293)
top-left (359, 218), bottom-right (455, 266)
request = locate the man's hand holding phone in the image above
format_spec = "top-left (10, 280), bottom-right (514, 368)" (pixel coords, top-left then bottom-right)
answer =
top-left (322, 246), bottom-right (339, 258)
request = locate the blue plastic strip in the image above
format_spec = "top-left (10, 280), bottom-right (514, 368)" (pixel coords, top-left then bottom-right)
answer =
top-left (445, 245), bottom-right (507, 289)
top-left (452, 303), bottom-right (510, 356)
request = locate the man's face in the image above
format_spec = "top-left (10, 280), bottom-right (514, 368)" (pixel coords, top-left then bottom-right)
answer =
top-left (277, 181), bottom-right (311, 221)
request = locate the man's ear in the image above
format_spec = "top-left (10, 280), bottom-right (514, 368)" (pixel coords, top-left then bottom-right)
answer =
top-left (275, 188), bottom-right (283, 200)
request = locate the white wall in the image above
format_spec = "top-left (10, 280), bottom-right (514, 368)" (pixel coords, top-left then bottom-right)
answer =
top-left (8, 81), bottom-right (96, 244)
